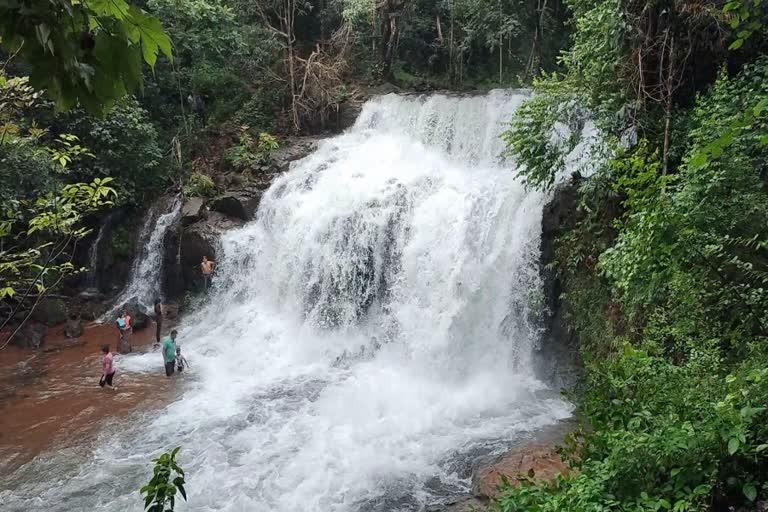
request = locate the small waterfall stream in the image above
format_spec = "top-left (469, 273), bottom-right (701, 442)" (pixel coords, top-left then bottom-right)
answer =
top-left (103, 197), bottom-right (181, 318)
top-left (0, 91), bottom-right (596, 512)
top-left (85, 214), bottom-right (111, 291)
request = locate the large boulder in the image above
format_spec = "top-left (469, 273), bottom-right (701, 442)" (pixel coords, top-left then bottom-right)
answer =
top-left (10, 322), bottom-right (48, 349)
top-left (64, 315), bottom-right (84, 338)
top-left (181, 197), bottom-right (207, 226)
top-left (79, 300), bottom-right (107, 321)
top-left (471, 443), bottom-right (570, 500)
top-left (117, 298), bottom-right (150, 330)
top-left (210, 192), bottom-right (261, 221)
top-left (179, 223), bottom-right (219, 292)
top-left (271, 137), bottom-right (320, 173)
top-left (30, 297), bottom-right (68, 326)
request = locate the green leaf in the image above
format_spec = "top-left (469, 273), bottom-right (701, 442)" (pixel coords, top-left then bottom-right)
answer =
top-left (729, 39), bottom-right (745, 50)
top-left (728, 437), bottom-right (740, 455)
top-left (743, 483), bottom-right (757, 502)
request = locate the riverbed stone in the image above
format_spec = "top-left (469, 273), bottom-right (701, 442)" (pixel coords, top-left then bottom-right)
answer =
top-left (471, 442), bottom-right (570, 500)
top-left (10, 322), bottom-right (48, 349)
top-left (64, 315), bottom-right (83, 338)
top-left (181, 197), bottom-right (206, 226)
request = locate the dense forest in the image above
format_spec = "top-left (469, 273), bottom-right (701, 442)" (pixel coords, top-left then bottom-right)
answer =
top-left (2, 0), bottom-right (768, 510)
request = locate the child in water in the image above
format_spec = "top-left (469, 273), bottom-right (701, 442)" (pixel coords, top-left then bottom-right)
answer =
top-left (99, 344), bottom-right (117, 390)
top-left (176, 346), bottom-right (189, 373)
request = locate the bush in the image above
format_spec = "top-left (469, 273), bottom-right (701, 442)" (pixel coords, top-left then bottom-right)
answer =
top-left (224, 128), bottom-right (279, 171)
top-left (183, 172), bottom-right (217, 198)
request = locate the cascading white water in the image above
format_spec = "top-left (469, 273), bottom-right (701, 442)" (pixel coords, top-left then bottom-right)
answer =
top-left (85, 214), bottom-right (111, 290)
top-left (103, 198), bottom-right (181, 317)
top-left (0, 91), bottom-right (588, 512)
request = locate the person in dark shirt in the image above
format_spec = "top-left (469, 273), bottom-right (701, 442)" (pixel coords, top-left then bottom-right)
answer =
top-left (154, 298), bottom-right (163, 347)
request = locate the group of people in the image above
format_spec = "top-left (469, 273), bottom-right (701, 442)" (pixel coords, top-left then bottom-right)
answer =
top-left (98, 255), bottom-right (214, 390)
top-left (99, 299), bottom-right (189, 390)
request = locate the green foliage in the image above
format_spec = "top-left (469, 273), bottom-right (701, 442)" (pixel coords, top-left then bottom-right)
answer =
top-left (140, 447), bottom-right (187, 512)
top-left (724, 0), bottom-right (768, 50)
top-left (224, 128), bottom-right (279, 171)
top-left (0, 0), bottom-right (172, 113)
top-left (502, 76), bottom-right (588, 189)
top-left (498, 24), bottom-right (768, 512)
top-left (60, 99), bottom-right (167, 206)
top-left (183, 172), bottom-right (217, 198)
top-left (0, 177), bottom-right (116, 346)
top-left (497, 346), bottom-right (768, 512)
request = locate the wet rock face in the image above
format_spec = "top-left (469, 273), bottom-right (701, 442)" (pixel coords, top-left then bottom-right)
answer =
top-left (10, 322), bottom-right (48, 349)
top-left (160, 138), bottom-right (322, 299)
top-left (210, 192), bottom-right (261, 221)
top-left (181, 197), bottom-right (206, 226)
top-left (79, 300), bottom-right (107, 321)
top-left (536, 176), bottom-right (584, 389)
top-left (31, 298), bottom-right (68, 326)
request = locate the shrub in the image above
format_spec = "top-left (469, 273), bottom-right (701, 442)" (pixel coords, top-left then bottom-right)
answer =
top-left (183, 172), bottom-right (217, 198)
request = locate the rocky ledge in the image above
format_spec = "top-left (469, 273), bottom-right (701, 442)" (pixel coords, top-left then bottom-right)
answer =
top-left (163, 136), bottom-right (323, 298)
top-left (440, 421), bottom-right (574, 512)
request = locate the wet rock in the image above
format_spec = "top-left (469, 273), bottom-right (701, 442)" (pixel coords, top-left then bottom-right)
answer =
top-left (163, 303), bottom-right (180, 320)
top-left (536, 176), bottom-right (584, 389)
top-left (210, 192), bottom-right (261, 221)
top-left (116, 298), bottom-right (149, 330)
top-left (64, 315), bottom-right (83, 338)
top-left (471, 443), bottom-right (570, 500)
top-left (271, 137), bottom-right (321, 173)
top-left (162, 223), bottom-right (185, 299)
top-left (79, 301), bottom-right (107, 321)
top-left (10, 322), bottom-right (48, 349)
top-left (181, 197), bottom-right (206, 226)
top-left (179, 223), bottom-right (219, 292)
top-left (118, 332), bottom-right (132, 353)
top-left (440, 497), bottom-right (488, 512)
top-left (30, 297), bottom-right (68, 326)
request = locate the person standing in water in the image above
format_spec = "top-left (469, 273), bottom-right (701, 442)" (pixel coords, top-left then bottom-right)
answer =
top-left (117, 310), bottom-right (132, 353)
top-left (99, 345), bottom-right (116, 390)
top-left (200, 255), bottom-right (215, 291)
top-left (162, 330), bottom-right (178, 377)
top-left (154, 298), bottom-right (163, 348)
top-left (175, 346), bottom-right (189, 373)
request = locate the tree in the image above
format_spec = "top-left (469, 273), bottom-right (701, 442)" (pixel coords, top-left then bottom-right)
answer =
top-left (0, 0), bottom-right (173, 114)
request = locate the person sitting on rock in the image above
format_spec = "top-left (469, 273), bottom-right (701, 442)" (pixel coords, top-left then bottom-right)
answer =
top-left (201, 256), bottom-right (215, 291)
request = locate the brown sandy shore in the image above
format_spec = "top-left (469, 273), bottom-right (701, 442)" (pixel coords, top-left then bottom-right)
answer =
top-left (0, 322), bottom-right (181, 477)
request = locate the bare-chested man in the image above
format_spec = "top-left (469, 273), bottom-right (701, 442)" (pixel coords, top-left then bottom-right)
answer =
top-left (201, 255), bottom-right (215, 291)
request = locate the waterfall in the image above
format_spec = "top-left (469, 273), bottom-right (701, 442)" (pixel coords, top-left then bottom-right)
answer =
top-left (103, 197), bottom-right (181, 318)
top-left (85, 213), bottom-right (111, 291)
top-left (0, 91), bottom-right (592, 511)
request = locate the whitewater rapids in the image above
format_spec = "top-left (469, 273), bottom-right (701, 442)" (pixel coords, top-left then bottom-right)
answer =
top-left (0, 90), bottom-right (583, 511)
